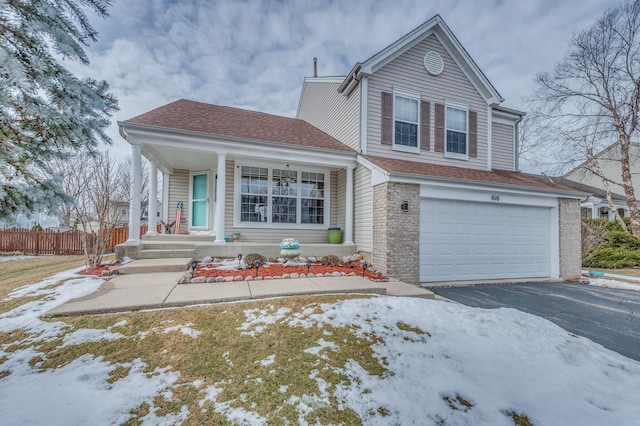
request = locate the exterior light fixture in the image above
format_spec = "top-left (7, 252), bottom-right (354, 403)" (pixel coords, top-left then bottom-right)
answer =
top-left (401, 201), bottom-right (409, 212)
top-left (362, 261), bottom-right (368, 277)
top-left (306, 258), bottom-right (312, 274)
top-left (190, 259), bottom-right (198, 275)
top-left (237, 253), bottom-right (243, 265)
top-left (349, 260), bottom-right (354, 268)
top-left (254, 259), bottom-right (261, 277)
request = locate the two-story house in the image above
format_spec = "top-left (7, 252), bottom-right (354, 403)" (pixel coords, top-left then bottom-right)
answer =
top-left (560, 142), bottom-right (640, 220)
top-left (117, 15), bottom-right (582, 284)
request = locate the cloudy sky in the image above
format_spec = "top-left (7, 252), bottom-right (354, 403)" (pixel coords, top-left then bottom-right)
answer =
top-left (78, 0), bottom-right (619, 171)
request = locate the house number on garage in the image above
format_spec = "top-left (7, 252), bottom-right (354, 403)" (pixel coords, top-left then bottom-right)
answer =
top-left (491, 195), bottom-right (500, 201)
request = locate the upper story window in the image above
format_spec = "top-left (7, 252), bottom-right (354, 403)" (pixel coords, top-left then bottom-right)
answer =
top-left (445, 105), bottom-right (468, 159)
top-left (394, 95), bottom-right (419, 150)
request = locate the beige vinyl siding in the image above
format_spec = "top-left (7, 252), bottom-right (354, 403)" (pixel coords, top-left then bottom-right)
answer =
top-left (492, 122), bottom-right (515, 171)
top-left (367, 34), bottom-right (488, 170)
top-left (354, 165), bottom-right (373, 253)
top-left (167, 169), bottom-right (190, 228)
top-left (297, 81), bottom-right (360, 150)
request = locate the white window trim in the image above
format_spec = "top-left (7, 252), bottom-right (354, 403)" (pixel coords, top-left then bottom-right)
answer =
top-left (444, 101), bottom-right (469, 161)
top-left (233, 162), bottom-right (331, 229)
top-left (188, 170), bottom-right (211, 230)
top-left (392, 90), bottom-right (420, 154)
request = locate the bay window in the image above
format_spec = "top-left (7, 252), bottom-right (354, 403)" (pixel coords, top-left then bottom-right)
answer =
top-left (238, 165), bottom-right (326, 226)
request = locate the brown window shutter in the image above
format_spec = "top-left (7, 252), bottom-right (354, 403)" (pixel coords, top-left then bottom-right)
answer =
top-left (420, 101), bottom-right (430, 151)
top-left (434, 103), bottom-right (445, 153)
top-left (469, 110), bottom-right (477, 158)
top-left (381, 92), bottom-right (393, 145)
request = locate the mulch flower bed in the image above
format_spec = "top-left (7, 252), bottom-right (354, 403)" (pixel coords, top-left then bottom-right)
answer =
top-left (192, 260), bottom-right (387, 282)
top-left (76, 258), bottom-right (388, 282)
top-left (78, 261), bottom-right (119, 276)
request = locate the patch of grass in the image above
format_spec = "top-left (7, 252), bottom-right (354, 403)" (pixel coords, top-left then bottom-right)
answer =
top-left (0, 296), bottom-right (46, 315)
top-left (0, 370), bottom-right (9, 379)
top-left (107, 365), bottom-right (131, 384)
top-left (506, 411), bottom-right (534, 426)
top-left (443, 394), bottom-right (473, 412)
top-left (35, 295), bottom-right (377, 424)
top-left (0, 256), bottom-right (85, 314)
top-left (397, 322), bottom-right (430, 336)
top-left (0, 256), bottom-right (85, 293)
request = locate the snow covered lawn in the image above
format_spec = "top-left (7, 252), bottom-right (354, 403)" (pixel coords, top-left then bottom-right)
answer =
top-left (0, 267), bottom-right (639, 425)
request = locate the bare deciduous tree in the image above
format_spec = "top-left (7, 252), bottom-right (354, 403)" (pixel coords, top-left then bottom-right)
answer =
top-left (533, 0), bottom-right (640, 235)
top-left (53, 150), bottom-right (119, 267)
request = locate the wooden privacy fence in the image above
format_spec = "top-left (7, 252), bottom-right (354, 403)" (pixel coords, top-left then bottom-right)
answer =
top-left (0, 228), bottom-right (87, 255)
top-left (1, 226), bottom-right (156, 255)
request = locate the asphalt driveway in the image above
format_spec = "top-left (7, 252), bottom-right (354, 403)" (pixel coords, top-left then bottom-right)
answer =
top-left (432, 282), bottom-right (640, 362)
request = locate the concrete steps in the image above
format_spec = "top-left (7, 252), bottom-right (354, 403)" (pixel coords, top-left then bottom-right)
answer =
top-left (137, 249), bottom-right (197, 259)
top-left (119, 258), bottom-right (192, 274)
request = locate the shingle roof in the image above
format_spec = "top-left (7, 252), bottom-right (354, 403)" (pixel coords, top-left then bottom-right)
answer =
top-left (123, 99), bottom-right (355, 153)
top-left (364, 155), bottom-right (583, 194)
top-left (548, 177), bottom-right (626, 201)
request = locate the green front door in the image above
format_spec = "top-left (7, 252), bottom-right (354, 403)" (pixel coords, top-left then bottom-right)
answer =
top-left (192, 173), bottom-right (208, 228)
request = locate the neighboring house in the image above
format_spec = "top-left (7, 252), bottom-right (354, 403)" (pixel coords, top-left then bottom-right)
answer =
top-left (111, 200), bottom-right (162, 227)
top-left (118, 15), bottom-right (583, 284)
top-left (0, 212), bottom-right (59, 229)
top-left (562, 142), bottom-right (640, 220)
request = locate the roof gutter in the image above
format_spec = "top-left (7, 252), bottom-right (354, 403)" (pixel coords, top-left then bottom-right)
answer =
top-left (337, 63), bottom-right (362, 94)
top-left (119, 121), bottom-right (359, 158)
top-left (386, 171), bottom-right (587, 198)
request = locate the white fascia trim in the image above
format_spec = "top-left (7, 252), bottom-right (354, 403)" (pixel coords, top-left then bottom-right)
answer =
top-left (361, 16), bottom-right (440, 75)
top-left (124, 127), bottom-right (357, 168)
top-left (303, 76), bottom-right (346, 84)
top-left (387, 173), bottom-right (585, 200)
top-left (421, 182), bottom-right (558, 208)
top-left (359, 76), bottom-right (368, 154)
top-left (357, 156), bottom-right (390, 186)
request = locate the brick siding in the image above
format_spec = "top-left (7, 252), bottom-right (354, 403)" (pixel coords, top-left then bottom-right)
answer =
top-left (372, 182), bottom-right (420, 284)
top-left (559, 198), bottom-right (581, 279)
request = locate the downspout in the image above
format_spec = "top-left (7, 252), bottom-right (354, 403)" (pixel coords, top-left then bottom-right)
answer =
top-left (119, 124), bottom-right (128, 141)
top-left (514, 113), bottom-right (524, 172)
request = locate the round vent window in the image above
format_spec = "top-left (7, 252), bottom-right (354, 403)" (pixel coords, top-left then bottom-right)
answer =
top-left (424, 51), bottom-right (444, 75)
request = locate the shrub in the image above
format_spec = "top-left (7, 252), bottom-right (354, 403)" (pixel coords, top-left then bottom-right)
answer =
top-left (582, 219), bottom-right (640, 268)
top-left (320, 255), bottom-right (342, 267)
top-left (31, 224), bottom-right (43, 231)
top-left (585, 246), bottom-right (640, 268)
top-left (244, 253), bottom-right (267, 266)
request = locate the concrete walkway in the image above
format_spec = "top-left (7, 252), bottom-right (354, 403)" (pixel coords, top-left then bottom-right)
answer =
top-left (45, 273), bottom-right (435, 317)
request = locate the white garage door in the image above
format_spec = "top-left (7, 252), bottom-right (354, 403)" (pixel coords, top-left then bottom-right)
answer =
top-left (420, 198), bottom-right (551, 282)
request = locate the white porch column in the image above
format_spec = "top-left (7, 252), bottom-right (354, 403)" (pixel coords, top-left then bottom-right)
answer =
top-left (126, 143), bottom-right (142, 243)
top-left (145, 162), bottom-right (158, 236)
top-left (343, 165), bottom-right (355, 245)
top-left (214, 153), bottom-right (226, 244)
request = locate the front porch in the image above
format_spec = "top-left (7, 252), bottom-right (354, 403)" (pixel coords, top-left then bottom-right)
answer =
top-left (117, 234), bottom-right (358, 261)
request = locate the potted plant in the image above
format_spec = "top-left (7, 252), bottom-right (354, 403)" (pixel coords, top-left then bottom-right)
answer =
top-left (327, 227), bottom-right (342, 244)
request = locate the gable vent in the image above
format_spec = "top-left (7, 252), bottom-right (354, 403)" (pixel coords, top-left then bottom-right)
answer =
top-left (424, 51), bottom-right (444, 76)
